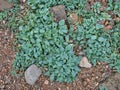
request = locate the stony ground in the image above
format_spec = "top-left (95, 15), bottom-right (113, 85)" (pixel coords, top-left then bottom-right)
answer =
top-left (0, 0), bottom-right (120, 90)
top-left (0, 26), bottom-right (113, 90)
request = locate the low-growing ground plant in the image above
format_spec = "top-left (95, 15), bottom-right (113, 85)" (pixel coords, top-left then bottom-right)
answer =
top-left (1, 0), bottom-right (120, 83)
top-left (12, 0), bottom-right (86, 82)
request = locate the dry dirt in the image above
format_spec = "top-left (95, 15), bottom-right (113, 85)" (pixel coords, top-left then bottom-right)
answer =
top-left (102, 73), bottom-right (120, 90)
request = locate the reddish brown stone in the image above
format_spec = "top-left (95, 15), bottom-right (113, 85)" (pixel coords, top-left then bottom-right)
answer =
top-left (0, 0), bottom-right (13, 11)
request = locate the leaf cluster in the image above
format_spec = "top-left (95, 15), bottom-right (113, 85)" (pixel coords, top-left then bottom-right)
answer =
top-left (12, 0), bottom-right (86, 82)
top-left (11, 0), bottom-right (120, 83)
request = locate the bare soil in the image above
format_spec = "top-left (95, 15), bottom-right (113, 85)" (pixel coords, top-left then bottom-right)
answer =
top-left (102, 73), bottom-right (120, 90)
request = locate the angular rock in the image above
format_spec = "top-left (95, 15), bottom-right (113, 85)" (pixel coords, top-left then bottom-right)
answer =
top-left (79, 57), bottom-right (92, 68)
top-left (50, 5), bottom-right (67, 23)
top-left (25, 64), bottom-right (42, 85)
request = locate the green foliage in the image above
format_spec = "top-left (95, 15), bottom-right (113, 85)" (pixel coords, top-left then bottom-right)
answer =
top-left (11, 0), bottom-right (120, 83)
top-left (0, 2), bottom-right (20, 32)
top-left (74, 23), bottom-right (120, 65)
top-left (69, 1), bottom-right (120, 67)
top-left (107, 0), bottom-right (120, 16)
top-left (7, 0), bottom-right (19, 3)
top-left (6, 6), bottom-right (20, 31)
top-left (0, 12), bottom-right (7, 21)
top-left (12, 0), bottom-right (86, 82)
top-left (99, 85), bottom-right (108, 90)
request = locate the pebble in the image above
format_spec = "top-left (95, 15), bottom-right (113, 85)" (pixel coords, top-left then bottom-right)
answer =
top-left (44, 80), bottom-right (49, 85)
top-left (79, 57), bottom-right (92, 68)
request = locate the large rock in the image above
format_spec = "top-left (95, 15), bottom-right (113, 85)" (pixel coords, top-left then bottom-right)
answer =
top-left (0, 0), bottom-right (13, 11)
top-left (50, 5), bottom-right (70, 29)
top-left (79, 57), bottom-right (92, 68)
top-left (25, 64), bottom-right (42, 85)
top-left (50, 5), bottom-right (67, 23)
